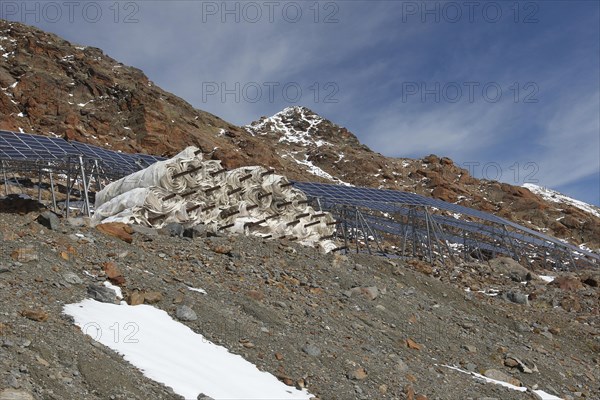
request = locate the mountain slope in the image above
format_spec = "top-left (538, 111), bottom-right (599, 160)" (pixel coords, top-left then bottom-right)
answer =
top-left (1, 19), bottom-right (598, 251)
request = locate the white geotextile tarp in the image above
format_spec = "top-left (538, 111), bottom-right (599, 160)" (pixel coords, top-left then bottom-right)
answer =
top-left (92, 147), bottom-right (338, 252)
top-left (95, 147), bottom-right (201, 207)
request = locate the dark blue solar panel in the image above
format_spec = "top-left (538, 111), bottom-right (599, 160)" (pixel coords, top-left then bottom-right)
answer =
top-left (293, 181), bottom-right (600, 262)
top-left (70, 142), bottom-right (140, 173)
top-left (294, 181), bottom-right (506, 225)
top-left (0, 131), bottom-right (166, 178)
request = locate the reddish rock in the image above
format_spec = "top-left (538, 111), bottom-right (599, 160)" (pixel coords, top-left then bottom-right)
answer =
top-left (102, 262), bottom-right (125, 285)
top-left (431, 187), bottom-right (457, 203)
top-left (21, 309), bottom-right (48, 322)
top-left (347, 367), bottom-right (368, 380)
top-left (96, 222), bottom-right (134, 243)
top-left (143, 291), bottom-right (163, 304)
top-left (551, 276), bottom-right (583, 291)
top-left (406, 338), bottom-right (422, 350)
top-left (247, 290), bottom-right (264, 301)
top-left (128, 291), bottom-right (145, 306)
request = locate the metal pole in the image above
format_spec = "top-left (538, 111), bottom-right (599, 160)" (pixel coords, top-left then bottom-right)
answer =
top-left (354, 208), bottom-right (360, 254)
top-left (65, 157), bottom-right (71, 218)
top-left (357, 210), bottom-right (372, 255)
top-left (342, 206), bottom-right (349, 254)
top-left (424, 208), bottom-right (434, 265)
top-left (79, 156), bottom-right (91, 217)
top-left (37, 165), bottom-right (42, 203)
top-left (94, 160), bottom-right (103, 191)
top-left (2, 161), bottom-right (8, 196)
top-left (49, 171), bottom-right (57, 212)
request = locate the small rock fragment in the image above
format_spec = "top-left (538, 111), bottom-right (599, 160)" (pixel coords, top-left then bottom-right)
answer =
top-left (63, 272), bottom-right (83, 285)
top-left (87, 284), bottom-right (117, 303)
top-left (176, 305), bottom-right (198, 321)
top-left (20, 309), bottom-right (48, 322)
top-left (483, 369), bottom-right (521, 387)
top-left (301, 344), bottom-right (321, 357)
top-left (143, 291), bottom-right (163, 304)
top-left (347, 367), bottom-right (368, 380)
top-left (406, 338), bottom-right (422, 350)
top-left (0, 389), bottom-right (35, 400)
top-left (36, 211), bottom-right (60, 230)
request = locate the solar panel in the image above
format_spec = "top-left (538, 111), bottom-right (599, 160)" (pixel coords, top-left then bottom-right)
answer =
top-left (293, 181), bottom-right (600, 263)
top-left (70, 142), bottom-right (140, 173)
top-left (0, 130), bottom-right (166, 181)
top-left (294, 181), bottom-right (506, 225)
top-left (0, 131), bottom-right (62, 160)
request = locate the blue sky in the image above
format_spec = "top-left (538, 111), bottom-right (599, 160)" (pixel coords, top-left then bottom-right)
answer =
top-left (4, 0), bottom-right (599, 205)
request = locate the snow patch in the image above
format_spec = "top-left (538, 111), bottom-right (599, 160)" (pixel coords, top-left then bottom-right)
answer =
top-left (187, 286), bottom-right (207, 294)
top-left (293, 155), bottom-right (351, 186)
top-left (63, 299), bottom-right (312, 400)
top-left (524, 183), bottom-right (600, 218)
top-left (539, 275), bottom-right (555, 283)
top-left (442, 365), bottom-right (526, 392)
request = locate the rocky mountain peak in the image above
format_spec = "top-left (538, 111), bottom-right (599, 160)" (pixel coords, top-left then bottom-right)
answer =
top-left (245, 106), bottom-right (364, 149)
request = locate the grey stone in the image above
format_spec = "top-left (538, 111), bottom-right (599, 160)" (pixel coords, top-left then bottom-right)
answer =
top-left (66, 217), bottom-right (89, 227)
top-left (87, 284), bottom-right (117, 303)
top-left (465, 362), bottom-right (477, 372)
top-left (36, 211), bottom-right (60, 230)
top-left (363, 286), bottom-right (379, 300)
top-left (301, 344), bottom-right (321, 357)
top-left (184, 224), bottom-right (208, 239)
top-left (6, 375), bottom-right (19, 389)
top-left (197, 394), bottom-right (215, 400)
top-left (158, 223), bottom-right (184, 238)
top-left (489, 257), bottom-right (534, 282)
top-left (396, 359), bottom-right (409, 373)
top-left (462, 344), bottom-right (477, 353)
top-left (273, 301), bottom-right (288, 309)
top-left (176, 305), bottom-right (198, 321)
top-left (130, 224), bottom-right (158, 237)
top-left (63, 272), bottom-right (83, 285)
top-left (540, 330), bottom-right (553, 340)
top-left (0, 389), bottom-right (35, 400)
top-left (503, 291), bottom-right (529, 306)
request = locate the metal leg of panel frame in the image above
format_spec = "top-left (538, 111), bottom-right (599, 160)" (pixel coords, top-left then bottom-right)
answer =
top-left (79, 157), bottom-right (91, 217)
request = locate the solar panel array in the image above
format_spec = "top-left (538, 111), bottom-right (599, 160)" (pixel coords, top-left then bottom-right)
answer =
top-left (294, 181), bottom-right (600, 264)
top-left (0, 130), bottom-right (82, 160)
top-left (0, 130), bottom-right (167, 175)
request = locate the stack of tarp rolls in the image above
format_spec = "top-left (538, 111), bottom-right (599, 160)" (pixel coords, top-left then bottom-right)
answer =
top-left (92, 146), bottom-right (338, 252)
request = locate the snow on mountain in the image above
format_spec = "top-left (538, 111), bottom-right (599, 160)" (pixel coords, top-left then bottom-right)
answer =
top-left (245, 106), bottom-right (331, 148)
top-left (246, 107), bottom-right (353, 185)
top-left (523, 183), bottom-right (600, 218)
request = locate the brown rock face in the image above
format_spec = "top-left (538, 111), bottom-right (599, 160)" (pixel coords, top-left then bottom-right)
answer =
top-left (1, 20), bottom-right (599, 251)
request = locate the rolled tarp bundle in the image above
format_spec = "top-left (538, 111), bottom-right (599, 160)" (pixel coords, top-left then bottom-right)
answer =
top-left (92, 147), bottom-right (339, 252)
top-left (95, 147), bottom-right (201, 207)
